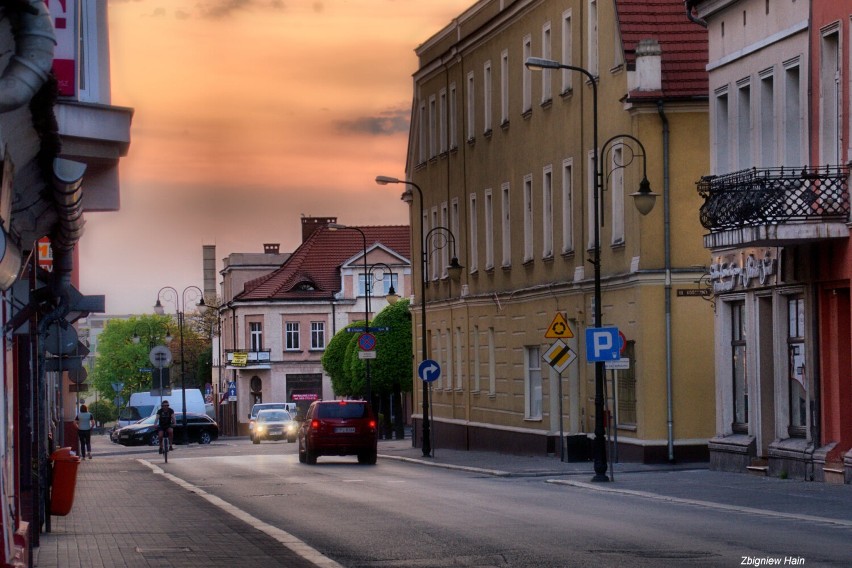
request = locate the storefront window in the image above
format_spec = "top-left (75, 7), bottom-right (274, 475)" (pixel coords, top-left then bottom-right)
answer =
top-left (731, 301), bottom-right (748, 431)
top-left (787, 295), bottom-right (806, 435)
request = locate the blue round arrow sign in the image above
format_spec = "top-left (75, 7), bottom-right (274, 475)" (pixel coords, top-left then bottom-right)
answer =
top-left (418, 359), bottom-right (441, 383)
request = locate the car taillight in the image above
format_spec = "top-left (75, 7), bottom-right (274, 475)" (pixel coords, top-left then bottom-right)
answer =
top-left (311, 419), bottom-right (320, 430)
top-left (368, 420), bottom-right (376, 429)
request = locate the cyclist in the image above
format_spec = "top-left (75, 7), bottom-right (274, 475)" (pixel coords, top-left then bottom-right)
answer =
top-left (156, 400), bottom-right (176, 454)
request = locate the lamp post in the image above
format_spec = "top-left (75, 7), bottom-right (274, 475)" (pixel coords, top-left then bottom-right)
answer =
top-left (154, 286), bottom-right (206, 445)
top-left (525, 57), bottom-right (656, 482)
top-left (375, 175), bottom-right (463, 457)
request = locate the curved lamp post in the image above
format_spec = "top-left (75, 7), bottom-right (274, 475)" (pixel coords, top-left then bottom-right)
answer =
top-left (375, 175), bottom-right (462, 458)
top-left (154, 286), bottom-right (206, 445)
top-left (526, 57), bottom-right (656, 482)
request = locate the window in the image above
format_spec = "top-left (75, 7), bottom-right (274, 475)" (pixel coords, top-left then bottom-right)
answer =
top-left (451, 198), bottom-right (460, 269)
top-left (249, 322), bottom-right (263, 351)
top-left (418, 100), bottom-right (427, 163)
top-left (469, 193), bottom-right (479, 272)
top-left (455, 327), bottom-right (463, 390)
top-left (759, 72), bottom-right (775, 167)
top-left (429, 95), bottom-right (437, 158)
top-left (737, 81), bottom-right (751, 170)
top-left (561, 9), bottom-right (573, 93)
top-left (562, 159), bottom-right (574, 253)
top-left (541, 22), bottom-right (552, 102)
top-left (542, 166), bottom-right (553, 257)
top-left (310, 322), bottom-right (325, 350)
top-left (610, 146), bottom-right (624, 245)
top-left (715, 89), bottom-right (730, 174)
top-left (285, 322), bottom-right (301, 351)
top-left (488, 327), bottom-right (496, 395)
top-left (449, 82), bottom-right (458, 149)
top-left (473, 325), bottom-right (481, 392)
top-left (483, 61), bottom-right (492, 133)
top-left (522, 35), bottom-right (532, 113)
top-left (587, 0), bottom-right (598, 76)
top-left (485, 189), bottom-right (494, 269)
top-left (731, 302), bottom-right (748, 431)
top-left (380, 272), bottom-right (398, 295)
top-left (467, 71), bottom-right (475, 141)
top-left (526, 346), bottom-right (543, 419)
top-left (787, 295), bottom-right (806, 434)
top-left (358, 274), bottom-right (373, 297)
top-left (439, 88), bottom-right (448, 154)
top-left (820, 27), bottom-right (840, 165)
top-left (431, 207), bottom-right (440, 280)
top-left (441, 202), bottom-right (450, 277)
top-left (784, 63), bottom-right (802, 167)
top-left (501, 183), bottom-right (512, 267)
top-left (523, 175), bottom-right (534, 262)
top-left (500, 50), bottom-right (509, 124)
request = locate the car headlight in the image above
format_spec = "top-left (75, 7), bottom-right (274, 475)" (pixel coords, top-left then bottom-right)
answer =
top-left (256, 425), bottom-right (265, 433)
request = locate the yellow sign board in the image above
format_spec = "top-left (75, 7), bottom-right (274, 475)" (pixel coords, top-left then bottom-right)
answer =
top-left (543, 339), bottom-right (577, 373)
top-left (545, 312), bottom-right (574, 339)
top-left (231, 352), bottom-right (248, 367)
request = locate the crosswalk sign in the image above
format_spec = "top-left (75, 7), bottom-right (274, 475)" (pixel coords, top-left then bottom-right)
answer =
top-left (545, 312), bottom-right (574, 339)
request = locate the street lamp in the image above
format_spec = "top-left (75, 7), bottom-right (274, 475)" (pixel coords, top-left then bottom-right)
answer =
top-left (375, 175), bottom-right (463, 458)
top-left (525, 56), bottom-right (656, 482)
top-left (154, 286), bottom-right (206, 445)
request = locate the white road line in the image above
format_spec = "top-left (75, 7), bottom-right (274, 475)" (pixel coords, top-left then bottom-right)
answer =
top-left (139, 459), bottom-right (344, 568)
top-left (548, 479), bottom-right (852, 528)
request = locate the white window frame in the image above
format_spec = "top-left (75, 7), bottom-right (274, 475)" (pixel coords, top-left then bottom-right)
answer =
top-left (737, 79), bottom-right (752, 170)
top-left (759, 69), bottom-right (775, 167)
top-left (714, 88), bottom-right (730, 174)
top-left (473, 325), bottom-right (481, 392)
top-left (429, 94), bottom-right (438, 158)
top-left (561, 9), bottom-right (573, 94)
top-left (542, 165), bottom-right (553, 257)
top-left (439, 87), bottom-right (448, 154)
top-left (488, 327), bottom-right (496, 395)
top-left (249, 322), bottom-right (263, 351)
top-left (522, 34), bottom-right (532, 113)
top-left (441, 202), bottom-right (450, 277)
top-left (418, 100), bottom-right (427, 164)
top-left (467, 71), bottom-right (476, 141)
top-left (469, 193), bottom-right (479, 273)
top-left (587, 0), bottom-right (599, 77)
top-left (541, 22), bottom-right (553, 103)
top-left (500, 50), bottom-right (509, 125)
top-left (285, 322), bottom-right (300, 351)
top-left (783, 60), bottom-right (802, 167)
top-left (610, 146), bottom-right (624, 245)
top-left (455, 327), bottom-right (463, 390)
top-left (525, 346), bottom-right (543, 420)
top-left (820, 25), bottom-right (841, 165)
top-left (501, 182), bottom-right (512, 268)
top-left (562, 158), bottom-right (574, 254)
top-left (310, 321), bottom-right (325, 350)
top-left (449, 82), bottom-right (458, 150)
top-left (523, 174), bottom-right (534, 263)
top-left (483, 60), bottom-right (493, 134)
top-left (485, 189), bottom-right (494, 270)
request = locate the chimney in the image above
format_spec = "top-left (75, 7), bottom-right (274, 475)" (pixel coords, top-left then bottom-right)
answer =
top-left (634, 39), bottom-right (662, 92)
top-left (263, 243), bottom-right (280, 254)
top-left (301, 216), bottom-right (337, 242)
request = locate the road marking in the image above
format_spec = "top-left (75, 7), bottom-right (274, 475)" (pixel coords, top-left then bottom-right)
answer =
top-left (548, 479), bottom-right (852, 528)
top-left (139, 459), bottom-right (344, 568)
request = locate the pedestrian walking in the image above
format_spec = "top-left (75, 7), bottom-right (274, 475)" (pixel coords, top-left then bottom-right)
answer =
top-left (75, 404), bottom-right (95, 459)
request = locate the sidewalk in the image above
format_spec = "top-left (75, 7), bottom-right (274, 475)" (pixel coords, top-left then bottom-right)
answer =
top-left (33, 434), bottom-right (852, 567)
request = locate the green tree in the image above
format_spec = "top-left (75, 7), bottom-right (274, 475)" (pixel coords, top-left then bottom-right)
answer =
top-left (89, 398), bottom-right (116, 426)
top-left (321, 321), bottom-right (363, 397)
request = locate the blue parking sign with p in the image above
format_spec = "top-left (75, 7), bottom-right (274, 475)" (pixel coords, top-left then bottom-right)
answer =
top-left (585, 327), bottom-right (621, 362)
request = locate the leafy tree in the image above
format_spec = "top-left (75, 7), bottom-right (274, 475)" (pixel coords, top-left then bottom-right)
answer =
top-left (90, 314), bottom-right (210, 407)
top-left (89, 398), bottom-right (116, 426)
top-left (321, 321), bottom-right (363, 397)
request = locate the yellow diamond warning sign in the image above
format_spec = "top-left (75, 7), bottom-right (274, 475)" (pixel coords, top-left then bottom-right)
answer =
top-left (545, 312), bottom-right (574, 339)
top-left (543, 339), bottom-right (578, 373)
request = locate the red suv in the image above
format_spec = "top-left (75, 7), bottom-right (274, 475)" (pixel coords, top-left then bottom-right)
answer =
top-left (297, 400), bottom-right (378, 465)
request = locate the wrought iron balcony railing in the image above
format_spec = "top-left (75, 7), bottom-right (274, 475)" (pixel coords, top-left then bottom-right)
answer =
top-left (698, 166), bottom-right (849, 231)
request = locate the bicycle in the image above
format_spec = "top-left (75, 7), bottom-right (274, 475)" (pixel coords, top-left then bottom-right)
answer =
top-left (162, 435), bottom-right (170, 464)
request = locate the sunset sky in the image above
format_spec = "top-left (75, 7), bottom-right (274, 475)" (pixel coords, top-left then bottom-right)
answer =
top-left (79, 0), bottom-right (474, 314)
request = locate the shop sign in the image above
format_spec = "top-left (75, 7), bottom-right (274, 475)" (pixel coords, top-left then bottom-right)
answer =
top-left (709, 248), bottom-right (777, 294)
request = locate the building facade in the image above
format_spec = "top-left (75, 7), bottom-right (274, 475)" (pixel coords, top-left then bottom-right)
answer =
top-left (217, 217), bottom-right (411, 435)
top-left (691, 0), bottom-right (852, 483)
top-left (398, 0), bottom-right (713, 462)
top-left (0, 0), bottom-right (131, 564)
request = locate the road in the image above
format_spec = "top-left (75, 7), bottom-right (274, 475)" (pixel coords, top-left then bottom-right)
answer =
top-left (150, 439), bottom-right (850, 567)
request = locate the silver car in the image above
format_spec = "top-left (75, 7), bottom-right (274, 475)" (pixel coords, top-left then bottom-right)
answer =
top-left (253, 409), bottom-right (298, 444)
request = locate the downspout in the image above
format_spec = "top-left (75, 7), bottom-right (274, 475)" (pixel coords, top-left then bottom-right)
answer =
top-left (0, 0), bottom-right (55, 113)
top-left (658, 101), bottom-right (675, 462)
top-left (684, 1), bottom-right (708, 28)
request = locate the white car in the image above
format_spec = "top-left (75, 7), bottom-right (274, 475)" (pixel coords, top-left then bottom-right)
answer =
top-left (248, 402), bottom-right (296, 442)
top-left (253, 409), bottom-right (298, 443)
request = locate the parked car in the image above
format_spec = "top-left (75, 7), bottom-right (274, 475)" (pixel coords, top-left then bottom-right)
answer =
top-left (297, 400), bottom-right (377, 465)
top-left (115, 412), bottom-right (219, 446)
top-left (248, 402), bottom-right (297, 442)
top-left (253, 409), bottom-right (298, 444)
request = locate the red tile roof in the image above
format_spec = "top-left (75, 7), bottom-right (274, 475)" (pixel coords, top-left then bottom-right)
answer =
top-left (616, 0), bottom-right (708, 100)
top-left (236, 225), bottom-right (411, 301)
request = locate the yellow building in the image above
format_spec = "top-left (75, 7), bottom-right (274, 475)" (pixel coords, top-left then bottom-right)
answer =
top-left (390, 0), bottom-right (714, 463)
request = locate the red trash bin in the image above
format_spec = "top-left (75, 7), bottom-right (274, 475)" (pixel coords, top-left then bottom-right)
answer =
top-left (50, 447), bottom-right (81, 516)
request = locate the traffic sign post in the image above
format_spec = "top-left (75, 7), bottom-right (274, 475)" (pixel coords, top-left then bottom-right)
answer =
top-left (585, 327), bottom-right (621, 362)
top-left (418, 359), bottom-right (441, 383)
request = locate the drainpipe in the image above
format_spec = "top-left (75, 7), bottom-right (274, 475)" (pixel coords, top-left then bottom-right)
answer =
top-left (684, 1), bottom-right (708, 28)
top-left (0, 0), bottom-right (55, 113)
top-left (658, 101), bottom-right (675, 463)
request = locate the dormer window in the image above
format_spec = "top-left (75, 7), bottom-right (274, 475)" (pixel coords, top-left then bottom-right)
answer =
top-left (294, 282), bottom-right (316, 291)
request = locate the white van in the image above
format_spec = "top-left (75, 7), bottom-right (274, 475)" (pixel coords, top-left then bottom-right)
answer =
top-left (117, 389), bottom-right (207, 428)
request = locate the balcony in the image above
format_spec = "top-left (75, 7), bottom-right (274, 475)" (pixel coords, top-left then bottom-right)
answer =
top-left (698, 166), bottom-right (850, 250)
top-left (225, 349), bottom-right (272, 370)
